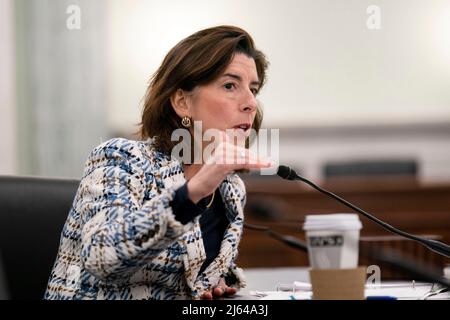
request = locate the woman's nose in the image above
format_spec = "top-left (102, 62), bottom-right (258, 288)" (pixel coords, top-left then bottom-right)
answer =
top-left (240, 90), bottom-right (257, 112)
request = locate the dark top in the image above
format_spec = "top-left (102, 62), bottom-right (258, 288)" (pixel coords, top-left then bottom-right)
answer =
top-left (171, 183), bottom-right (229, 274)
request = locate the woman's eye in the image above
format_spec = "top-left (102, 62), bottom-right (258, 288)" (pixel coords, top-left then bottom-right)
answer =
top-left (224, 83), bottom-right (235, 91)
top-left (250, 88), bottom-right (259, 96)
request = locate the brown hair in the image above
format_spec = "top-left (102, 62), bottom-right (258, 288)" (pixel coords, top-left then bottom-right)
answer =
top-left (140, 25), bottom-right (269, 155)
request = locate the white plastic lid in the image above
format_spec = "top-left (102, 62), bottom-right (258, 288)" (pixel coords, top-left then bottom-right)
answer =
top-left (303, 214), bottom-right (362, 231)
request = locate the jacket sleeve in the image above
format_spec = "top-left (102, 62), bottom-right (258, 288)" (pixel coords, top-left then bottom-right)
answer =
top-left (223, 174), bottom-right (247, 290)
top-left (224, 262), bottom-right (247, 290)
top-left (78, 139), bottom-right (194, 281)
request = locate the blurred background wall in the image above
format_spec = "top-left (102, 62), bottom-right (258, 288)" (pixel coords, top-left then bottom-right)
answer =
top-left (0, 0), bottom-right (17, 175)
top-left (0, 0), bottom-right (449, 181)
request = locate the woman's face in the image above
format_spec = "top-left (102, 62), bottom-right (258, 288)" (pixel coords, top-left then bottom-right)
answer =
top-left (186, 53), bottom-right (260, 137)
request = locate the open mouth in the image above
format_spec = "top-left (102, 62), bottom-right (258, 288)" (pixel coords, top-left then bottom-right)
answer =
top-left (233, 123), bottom-right (251, 132)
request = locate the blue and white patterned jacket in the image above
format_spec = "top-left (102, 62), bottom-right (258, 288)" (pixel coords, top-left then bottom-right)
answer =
top-left (44, 138), bottom-right (247, 300)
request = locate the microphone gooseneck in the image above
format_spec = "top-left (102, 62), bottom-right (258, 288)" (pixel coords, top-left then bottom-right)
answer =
top-left (276, 165), bottom-right (450, 258)
top-left (244, 222), bottom-right (308, 251)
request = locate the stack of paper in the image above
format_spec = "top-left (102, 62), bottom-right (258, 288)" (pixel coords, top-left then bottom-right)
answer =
top-left (249, 281), bottom-right (450, 300)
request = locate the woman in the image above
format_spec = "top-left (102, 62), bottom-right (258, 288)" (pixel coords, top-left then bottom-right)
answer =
top-left (45, 25), bottom-right (272, 300)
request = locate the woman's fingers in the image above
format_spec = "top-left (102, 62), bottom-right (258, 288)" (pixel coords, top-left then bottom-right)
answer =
top-left (212, 143), bottom-right (272, 167)
top-left (224, 286), bottom-right (237, 296)
top-left (212, 278), bottom-right (238, 298)
top-left (200, 279), bottom-right (238, 299)
top-left (227, 148), bottom-right (273, 170)
top-left (190, 130), bottom-right (274, 201)
top-left (211, 286), bottom-right (236, 298)
top-left (201, 291), bottom-right (213, 300)
top-left (204, 130), bottom-right (273, 169)
top-left (213, 286), bottom-right (225, 297)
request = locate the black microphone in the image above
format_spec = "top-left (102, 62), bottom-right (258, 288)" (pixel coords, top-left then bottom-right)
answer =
top-left (276, 165), bottom-right (450, 258)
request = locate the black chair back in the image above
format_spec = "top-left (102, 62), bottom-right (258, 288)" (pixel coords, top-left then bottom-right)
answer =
top-left (0, 176), bottom-right (79, 300)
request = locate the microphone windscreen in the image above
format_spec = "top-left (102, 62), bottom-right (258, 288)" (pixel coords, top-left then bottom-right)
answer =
top-left (277, 165), bottom-right (294, 180)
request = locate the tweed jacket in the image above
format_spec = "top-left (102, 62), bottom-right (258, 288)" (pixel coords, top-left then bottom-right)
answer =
top-left (44, 138), bottom-right (247, 300)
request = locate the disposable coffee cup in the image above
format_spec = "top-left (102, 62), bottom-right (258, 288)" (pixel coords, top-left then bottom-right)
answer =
top-left (303, 214), bottom-right (362, 269)
top-left (444, 265), bottom-right (450, 280)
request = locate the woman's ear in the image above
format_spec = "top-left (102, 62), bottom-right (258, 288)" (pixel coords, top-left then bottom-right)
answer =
top-left (170, 89), bottom-right (190, 118)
